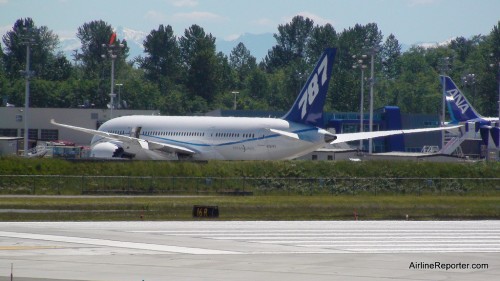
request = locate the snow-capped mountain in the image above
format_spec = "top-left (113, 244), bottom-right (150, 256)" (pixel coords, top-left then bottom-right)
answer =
top-left (116, 26), bottom-right (147, 60)
top-left (404, 37), bottom-right (455, 50)
top-left (216, 32), bottom-right (275, 62)
top-left (57, 27), bottom-right (274, 63)
top-left (416, 38), bottom-right (454, 49)
top-left (57, 37), bottom-right (81, 59)
top-left (57, 26), bottom-right (148, 61)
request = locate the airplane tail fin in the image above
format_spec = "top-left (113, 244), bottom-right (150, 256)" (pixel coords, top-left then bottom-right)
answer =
top-left (440, 75), bottom-right (483, 122)
top-left (282, 48), bottom-right (336, 127)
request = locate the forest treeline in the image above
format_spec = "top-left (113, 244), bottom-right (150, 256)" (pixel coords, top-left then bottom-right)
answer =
top-left (0, 17), bottom-right (499, 117)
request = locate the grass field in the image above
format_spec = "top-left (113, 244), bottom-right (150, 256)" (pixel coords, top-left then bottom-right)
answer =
top-left (1, 158), bottom-right (499, 221)
top-left (1, 195), bottom-right (499, 221)
top-left (1, 157), bottom-right (499, 178)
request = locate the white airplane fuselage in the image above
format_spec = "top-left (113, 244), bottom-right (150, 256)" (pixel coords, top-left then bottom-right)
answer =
top-left (92, 115), bottom-right (325, 160)
top-left (53, 49), bottom-right (459, 161)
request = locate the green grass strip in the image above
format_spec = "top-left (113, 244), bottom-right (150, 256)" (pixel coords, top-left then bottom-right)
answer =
top-left (1, 195), bottom-right (499, 221)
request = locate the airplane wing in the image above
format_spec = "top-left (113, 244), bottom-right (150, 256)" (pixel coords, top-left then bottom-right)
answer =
top-left (50, 119), bottom-right (195, 155)
top-left (331, 125), bottom-right (462, 144)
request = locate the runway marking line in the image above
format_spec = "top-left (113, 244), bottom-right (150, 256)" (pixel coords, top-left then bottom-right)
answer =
top-left (0, 231), bottom-right (239, 255)
top-left (0, 246), bottom-right (62, 250)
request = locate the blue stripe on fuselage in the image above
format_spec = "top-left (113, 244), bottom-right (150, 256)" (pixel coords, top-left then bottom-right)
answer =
top-left (141, 127), bottom-right (318, 148)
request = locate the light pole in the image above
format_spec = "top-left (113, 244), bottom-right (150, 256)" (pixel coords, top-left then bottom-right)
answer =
top-left (72, 49), bottom-right (81, 80)
top-left (115, 83), bottom-right (123, 109)
top-left (352, 54), bottom-right (368, 151)
top-left (20, 27), bottom-right (36, 157)
top-left (438, 56), bottom-right (451, 149)
top-left (461, 73), bottom-right (476, 104)
top-left (101, 34), bottom-right (124, 119)
top-left (366, 43), bottom-right (379, 154)
top-left (232, 91), bottom-right (239, 110)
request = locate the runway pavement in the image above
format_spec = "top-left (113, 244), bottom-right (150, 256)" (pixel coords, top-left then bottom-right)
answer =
top-left (0, 221), bottom-right (499, 280)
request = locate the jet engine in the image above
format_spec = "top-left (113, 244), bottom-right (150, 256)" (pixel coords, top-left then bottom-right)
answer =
top-left (91, 142), bottom-right (134, 159)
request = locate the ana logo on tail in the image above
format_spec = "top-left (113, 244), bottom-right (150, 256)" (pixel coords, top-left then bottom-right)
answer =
top-left (446, 88), bottom-right (470, 114)
top-left (440, 75), bottom-right (484, 122)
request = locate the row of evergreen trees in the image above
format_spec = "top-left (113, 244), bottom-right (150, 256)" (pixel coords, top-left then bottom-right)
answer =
top-left (1, 17), bottom-right (499, 117)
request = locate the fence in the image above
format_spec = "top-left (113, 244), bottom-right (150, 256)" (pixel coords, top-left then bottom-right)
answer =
top-left (0, 175), bottom-right (499, 196)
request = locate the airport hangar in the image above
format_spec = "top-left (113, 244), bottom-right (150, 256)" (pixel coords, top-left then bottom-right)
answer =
top-left (0, 107), bottom-right (159, 156)
top-left (0, 105), bottom-right (483, 159)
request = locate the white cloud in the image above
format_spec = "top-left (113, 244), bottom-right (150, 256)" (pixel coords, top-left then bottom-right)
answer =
top-left (284, 11), bottom-right (333, 26)
top-left (252, 18), bottom-right (275, 27)
top-left (0, 24), bottom-right (12, 39)
top-left (169, 0), bottom-right (198, 7)
top-left (145, 10), bottom-right (168, 22)
top-left (56, 30), bottom-right (78, 40)
top-left (172, 11), bottom-right (223, 22)
top-left (0, 0), bottom-right (8, 5)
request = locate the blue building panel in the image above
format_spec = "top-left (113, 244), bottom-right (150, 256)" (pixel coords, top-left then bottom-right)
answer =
top-left (382, 106), bottom-right (405, 152)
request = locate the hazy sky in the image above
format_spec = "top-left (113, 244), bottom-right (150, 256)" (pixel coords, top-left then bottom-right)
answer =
top-left (0, 0), bottom-right (499, 44)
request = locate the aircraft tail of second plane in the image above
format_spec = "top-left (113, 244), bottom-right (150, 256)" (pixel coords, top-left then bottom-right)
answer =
top-left (440, 75), bottom-right (484, 123)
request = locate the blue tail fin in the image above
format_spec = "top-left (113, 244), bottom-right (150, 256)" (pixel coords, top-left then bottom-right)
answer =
top-left (440, 75), bottom-right (483, 122)
top-left (282, 48), bottom-right (336, 127)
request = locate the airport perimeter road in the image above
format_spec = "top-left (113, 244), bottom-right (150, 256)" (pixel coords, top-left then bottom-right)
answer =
top-left (0, 221), bottom-right (499, 281)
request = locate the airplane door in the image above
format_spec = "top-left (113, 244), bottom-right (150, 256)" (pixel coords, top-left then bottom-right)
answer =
top-left (130, 126), bottom-right (142, 138)
top-left (202, 126), bottom-right (220, 159)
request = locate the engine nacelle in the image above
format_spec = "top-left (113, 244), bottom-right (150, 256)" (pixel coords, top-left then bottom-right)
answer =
top-left (91, 142), bottom-right (134, 159)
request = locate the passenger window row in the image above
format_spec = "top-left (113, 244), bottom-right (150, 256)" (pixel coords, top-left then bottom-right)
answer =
top-left (214, 133), bottom-right (255, 138)
top-left (107, 130), bottom-right (256, 139)
top-left (144, 131), bottom-right (205, 137)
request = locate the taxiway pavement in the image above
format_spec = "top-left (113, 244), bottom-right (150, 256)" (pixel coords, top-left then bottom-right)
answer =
top-left (1, 221), bottom-right (499, 280)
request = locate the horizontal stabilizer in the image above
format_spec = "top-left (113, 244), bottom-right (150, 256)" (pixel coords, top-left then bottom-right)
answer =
top-left (268, 128), bottom-right (299, 140)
